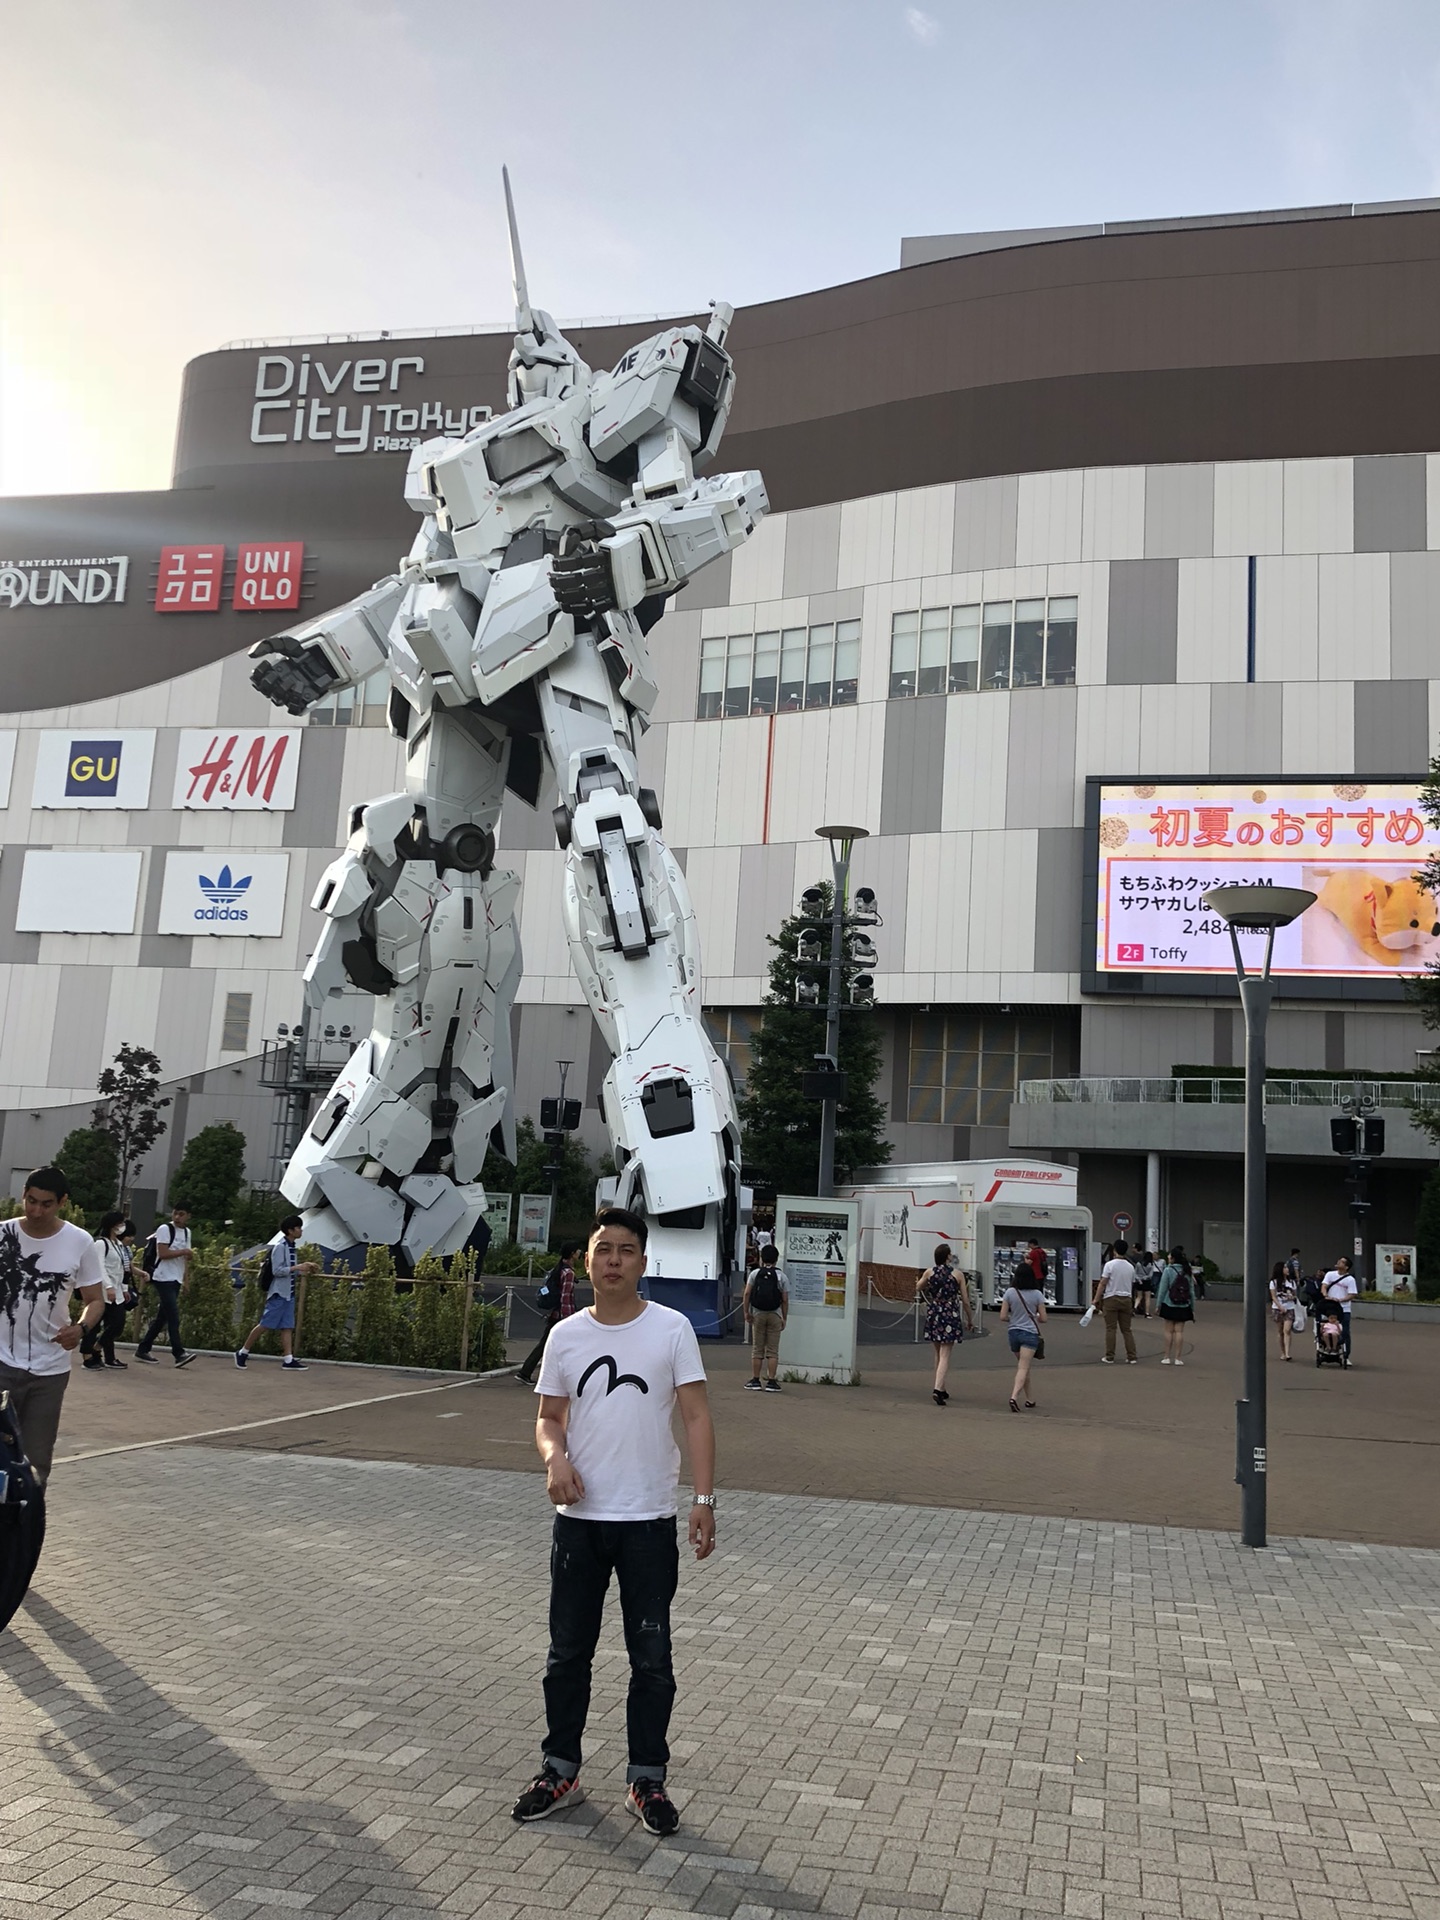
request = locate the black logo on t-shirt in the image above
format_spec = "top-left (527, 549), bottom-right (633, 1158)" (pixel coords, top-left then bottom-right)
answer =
top-left (576, 1355), bottom-right (649, 1398)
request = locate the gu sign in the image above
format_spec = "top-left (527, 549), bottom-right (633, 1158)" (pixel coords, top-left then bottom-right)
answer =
top-left (33, 730), bottom-right (155, 809)
top-left (173, 729), bottom-right (302, 810)
top-left (0, 555), bottom-right (129, 608)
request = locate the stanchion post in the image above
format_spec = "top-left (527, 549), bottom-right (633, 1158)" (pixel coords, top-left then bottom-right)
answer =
top-left (504, 1285), bottom-right (513, 1342)
top-left (460, 1275), bottom-right (474, 1373)
top-left (296, 1275), bottom-right (308, 1358)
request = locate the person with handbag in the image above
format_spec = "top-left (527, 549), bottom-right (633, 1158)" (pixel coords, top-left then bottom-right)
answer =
top-left (518, 1245), bottom-right (581, 1386)
top-left (915, 1244), bottom-right (973, 1406)
top-left (1269, 1259), bottom-right (1300, 1361)
top-left (1000, 1277), bottom-right (1047, 1412)
top-left (82, 1213), bottom-right (136, 1371)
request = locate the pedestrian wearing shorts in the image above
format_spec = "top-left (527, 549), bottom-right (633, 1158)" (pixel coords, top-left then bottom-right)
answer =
top-left (235, 1218), bottom-right (318, 1371)
top-left (743, 1245), bottom-right (788, 1391)
top-left (1155, 1247), bottom-right (1196, 1364)
top-left (1000, 1280), bottom-right (1046, 1412)
top-left (511, 1207), bottom-right (716, 1838)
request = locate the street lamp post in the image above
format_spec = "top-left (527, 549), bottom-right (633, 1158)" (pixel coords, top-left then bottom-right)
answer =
top-left (809, 826), bottom-right (871, 1199)
top-left (1202, 883), bottom-right (1316, 1549)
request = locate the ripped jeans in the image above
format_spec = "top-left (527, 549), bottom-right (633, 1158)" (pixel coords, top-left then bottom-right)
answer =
top-left (543, 1514), bottom-right (680, 1783)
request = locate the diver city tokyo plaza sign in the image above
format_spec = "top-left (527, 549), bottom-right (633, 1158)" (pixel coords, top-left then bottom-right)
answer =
top-left (157, 852), bottom-right (290, 936)
top-left (248, 353), bottom-right (491, 456)
top-left (0, 556), bottom-right (129, 608)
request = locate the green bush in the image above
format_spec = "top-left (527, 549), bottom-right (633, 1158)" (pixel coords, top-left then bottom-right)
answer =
top-left (351, 1244), bottom-right (401, 1365)
top-left (296, 1257), bottom-right (352, 1361)
top-left (1416, 1164), bottom-right (1440, 1301)
top-left (483, 1238), bottom-right (531, 1275)
top-left (179, 1245), bottom-right (239, 1352)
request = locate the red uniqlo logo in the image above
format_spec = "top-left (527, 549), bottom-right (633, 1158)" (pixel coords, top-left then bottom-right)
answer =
top-left (233, 541), bottom-right (303, 611)
top-left (155, 545), bottom-right (224, 612)
top-left (1117, 943), bottom-right (1144, 963)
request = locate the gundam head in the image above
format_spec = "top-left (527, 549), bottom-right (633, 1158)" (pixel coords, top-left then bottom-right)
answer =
top-left (502, 166), bottom-right (590, 408)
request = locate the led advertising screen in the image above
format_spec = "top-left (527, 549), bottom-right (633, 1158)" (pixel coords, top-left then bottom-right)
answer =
top-left (1092, 779), bottom-right (1440, 981)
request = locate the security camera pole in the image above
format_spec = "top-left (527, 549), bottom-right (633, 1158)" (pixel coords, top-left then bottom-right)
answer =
top-left (804, 826), bottom-right (873, 1199)
top-left (1202, 882), bottom-right (1315, 1550)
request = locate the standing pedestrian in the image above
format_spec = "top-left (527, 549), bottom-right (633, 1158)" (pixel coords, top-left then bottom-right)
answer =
top-left (511, 1207), bottom-right (715, 1837)
top-left (1132, 1247), bottom-right (1156, 1317)
top-left (1155, 1247), bottom-right (1196, 1364)
top-left (1091, 1238), bottom-right (1138, 1364)
top-left (0, 1166), bottom-right (106, 1483)
top-left (235, 1217), bottom-right (320, 1370)
top-left (916, 1244), bottom-right (973, 1406)
top-left (1284, 1247), bottom-right (1304, 1287)
top-left (1322, 1255), bottom-right (1358, 1362)
top-left (134, 1204), bottom-right (195, 1367)
top-left (81, 1212), bottom-right (135, 1371)
top-left (742, 1245), bottom-right (789, 1391)
top-left (518, 1244), bottom-right (581, 1385)
top-left (1000, 1273), bottom-right (1046, 1412)
top-left (1269, 1259), bottom-right (1299, 1361)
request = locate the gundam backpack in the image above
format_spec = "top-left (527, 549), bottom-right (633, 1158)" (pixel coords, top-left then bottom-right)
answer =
top-left (750, 1267), bottom-right (784, 1313)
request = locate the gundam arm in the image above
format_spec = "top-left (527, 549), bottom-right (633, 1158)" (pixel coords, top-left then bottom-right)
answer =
top-left (248, 575), bottom-right (407, 716)
top-left (552, 469), bottom-right (768, 625)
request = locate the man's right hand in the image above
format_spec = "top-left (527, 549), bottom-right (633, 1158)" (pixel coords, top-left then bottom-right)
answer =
top-left (545, 1457), bottom-right (585, 1507)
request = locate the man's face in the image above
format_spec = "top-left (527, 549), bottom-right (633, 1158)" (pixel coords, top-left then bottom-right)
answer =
top-left (285, 1224), bottom-right (304, 1242)
top-left (1337, 1258), bottom-right (1350, 1275)
top-left (22, 1186), bottom-right (62, 1230)
top-left (587, 1224), bottom-right (646, 1298)
top-left (172, 1210), bottom-right (190, 1228)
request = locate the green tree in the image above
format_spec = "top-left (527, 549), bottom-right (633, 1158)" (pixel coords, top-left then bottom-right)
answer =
top-left (55, 1126), bottom-right (119, 1220)
top-left (1415, 1165), bottom-right (1440, 1301)
top-left (481, 1117), bottom-right (598, 1245)
top-left (738, 880), bottom-right (892, 1196)
top-left (168, 1122), bottom-right (247, 1227)
top-left (94, 1044), bottom-right (170, 1207)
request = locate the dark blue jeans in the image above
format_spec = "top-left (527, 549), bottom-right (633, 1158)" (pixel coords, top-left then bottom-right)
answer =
top-left (543, 1514), bottom-right (679, 1784)
top-left (137, 1281), bottom-right (183, 1358)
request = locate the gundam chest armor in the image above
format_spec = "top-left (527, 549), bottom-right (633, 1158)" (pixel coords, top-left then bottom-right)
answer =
top-left (249, 173), bottom-right (768, 1280)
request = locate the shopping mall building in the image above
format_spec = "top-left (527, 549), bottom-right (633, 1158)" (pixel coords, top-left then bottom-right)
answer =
top-left (5, 197), bottom-right (1440, 1255)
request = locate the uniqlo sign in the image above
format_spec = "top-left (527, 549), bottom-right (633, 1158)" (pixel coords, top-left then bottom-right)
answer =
top-left (155, 545), bottom-right (224, 612)
top-left (172, 728), bottom-right (302, 810)
top-left (233, 541), bottom-right (303, 611)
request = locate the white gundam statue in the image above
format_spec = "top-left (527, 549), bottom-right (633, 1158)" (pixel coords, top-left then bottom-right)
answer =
top-left (249, 173), bottom-right (767, 1281)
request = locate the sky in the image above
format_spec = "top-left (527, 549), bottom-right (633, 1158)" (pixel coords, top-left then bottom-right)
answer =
top-left (4, 0), bottom-right (1440, 497)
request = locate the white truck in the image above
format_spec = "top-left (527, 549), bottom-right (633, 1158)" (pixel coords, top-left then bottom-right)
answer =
top-left (838, 1159), bottom-right (1094, 1308)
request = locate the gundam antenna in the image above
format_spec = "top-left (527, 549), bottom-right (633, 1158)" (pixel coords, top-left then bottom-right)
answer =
top-left (502, 165), bottom-right (536, 339)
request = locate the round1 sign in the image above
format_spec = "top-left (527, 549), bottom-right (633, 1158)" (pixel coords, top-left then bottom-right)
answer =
top-left (1112, 1211), bottom-right (1133, 1233)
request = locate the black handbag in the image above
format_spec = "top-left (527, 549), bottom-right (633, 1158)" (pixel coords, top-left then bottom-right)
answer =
top-left (0, 1389), bottom-right (46, 1635)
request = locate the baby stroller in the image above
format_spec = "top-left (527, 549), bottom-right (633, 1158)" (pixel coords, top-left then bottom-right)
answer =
top-left (1312, 1298), bottom-right (1349, 1368)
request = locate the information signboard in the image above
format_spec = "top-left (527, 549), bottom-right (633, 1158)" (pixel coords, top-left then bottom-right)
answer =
top-left (774, 1195), bottom-right (860, 1383)
top-left (517, 1193), bottom-right (553, 1253)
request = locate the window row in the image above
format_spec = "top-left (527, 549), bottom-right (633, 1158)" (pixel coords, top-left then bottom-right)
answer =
top-left (889, 596), bottom-right (1077, 698)
top-left (906, 1011), bottom-right (1078, 1129)
top-left (697, 620), bottom-right (861, 719)
top-left (308, 668), bottom-right (390, 726)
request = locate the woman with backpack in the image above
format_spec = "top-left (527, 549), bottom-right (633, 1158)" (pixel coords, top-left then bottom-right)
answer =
top-left (1155, 1246), bottom-right (1196, 1364)
top-left (517, 1244), bottom-right (580, 1385)
top-left (916, 1244), bottom-right (974, 1406)
top-left (81, 1212), bottom-right (136, 1371)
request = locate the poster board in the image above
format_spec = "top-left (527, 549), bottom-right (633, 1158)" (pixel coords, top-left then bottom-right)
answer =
top-left (517, 1193), bottom-right (553, 1253)
top-left (483, 1195), bottom-right (514, 1246)
top-left (775, 1194), bottom-right (859, 1384)
top-left (1374, 1243), bottom-right (1417, 1298)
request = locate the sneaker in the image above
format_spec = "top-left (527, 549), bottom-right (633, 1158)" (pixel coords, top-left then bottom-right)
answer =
top-left (627, 1778), bottom-right (679, 1836)
top-left (174, 1353), bottom-right (196, 1368)
top-left (134, 1351), bottom-right (157, 1364)
top-left (764, 1378), bottom-right (781, 1392)
top-left (234, 1349), bottom-right (248, 1368)
top-left (1100, 1357), bottom-right (1115, 1365)
top-left (1160, 1356), bottom-right (1172, 1365)
top-left (511, 1765), bottom-right (583, 1822)
top-left (1174, 1360), bottom-right (1184, 1367)
top-left (104, 1358), bottom-right (127, 1369)
top-left (282, 1357), bottom-right (308, 1370)
top-left (83, 1356), bottom-right (104, 1371)
top-left (743, 1377), bottom-right (764, 1391)
top-left (1126, 1358), bottom-right (1137, 1365)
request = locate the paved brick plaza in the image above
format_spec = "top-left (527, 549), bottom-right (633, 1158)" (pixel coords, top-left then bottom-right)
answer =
top-left (3, 1445), bottom-right (1440, 1919)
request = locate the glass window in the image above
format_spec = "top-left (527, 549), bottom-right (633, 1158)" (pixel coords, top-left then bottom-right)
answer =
top-left (907, 1010), bottom-right (1080, 1128)
top-left (1012, 598), bottom-right (1045, 689)
top-left (916, 607), bottom-right (949, 697)
top-left (220, 992), bottom-right (252, 1054)
top-left (805, 624), bottom-right (834, 708)
top-left (889, 611), bottom-right (918, 699)
top-left (723, 634), bottom-right (753, 717)
top-left (779, 627), bottom-right (807, 711)
top-left (980, 601), bottom-right (1013, 691)
top-left (697, 636), bottom-right (726, 719)
top-left (949, 604), bottom-right (980, 692)
top-left (751, 630), bottom-right (779, 714)
top-left (1044, 596), bottom-right (1077, 686)
top-left (834, 620), bottom-right (860, 705)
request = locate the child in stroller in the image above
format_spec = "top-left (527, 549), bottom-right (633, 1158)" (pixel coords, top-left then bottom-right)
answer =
top-left (1302, 1273), bottom-right (1348, 1368)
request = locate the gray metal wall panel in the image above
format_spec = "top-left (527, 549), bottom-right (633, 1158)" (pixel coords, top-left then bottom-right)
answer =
top-left (1325, 1010), bottom-right (1346, 1071)
top-left (1079, 1004), bottom-right (1215, 1077)
top-left (879, 696), bottom-right (947, 835)
top-left (219, 648), bottom-right (285, 726)
top-left (1005, 688), bottom-right (1078, 828)
top-left (646, 609), bottom-right (702, 725)
top-left (1106, 558), bottom-right (1179, 684)
top-left (511, 1005), bottom-right (590, 1122)
top-left (1354, 454), bottom-right (1426, 553)
top-left (953, 475), bottom-right (1018, 572)
top-left (0, 849), bottom-right (40, 965)
top-left (1353, 679), bottom-right (1430, 773)
top-left (126, 731), bottom-right (181, 844)
top-left (156, 972), bottom-right (216, 1076)
top-left (48, 965), bottom-right (111, 1090)
top-left (1213, 1009), bottom-right (1234, 1067)
top-left (138, 843), bottom-right (191, 969)
top-left (1387, 550), bottom-right (1440, 677)
top-left (807, 586), bottom-right (865, 626)
top-left (733, 843), bottom-right (797, 976)
top-left (1033, 827), bottom-right (1084, 973)
top-left (672, 551), bottom-right (732, 613)
top-left (585, 1014), bottom-right (609, 1109)
top-left (282, 725), bottom-right (347, 850)
top-left (635, 722), bottom-right (668, 815)
top-left (781, 504), bottom-right (841, 598)
top-left (1207, 683), bottom-right (1283, 773)
top-left (1144, 465), bottom-right (1214, 558)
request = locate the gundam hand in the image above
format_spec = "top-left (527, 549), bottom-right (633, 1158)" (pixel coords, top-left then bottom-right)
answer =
top-left (551, 538), bottom-right (618, 618)
top-left (249, 637), bottom-right (342, 716)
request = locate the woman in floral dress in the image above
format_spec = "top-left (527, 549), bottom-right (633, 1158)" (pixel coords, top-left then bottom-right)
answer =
top-left (916, 1244), bottom-right (974, 1406)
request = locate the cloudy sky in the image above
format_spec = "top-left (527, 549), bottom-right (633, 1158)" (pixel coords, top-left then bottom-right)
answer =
top-left (4, 0), bottom-right (1440, 497)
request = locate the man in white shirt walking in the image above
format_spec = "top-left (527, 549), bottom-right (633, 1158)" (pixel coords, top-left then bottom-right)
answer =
top-left (234, 1217), bottom-right (319, 1371)
top-left (1322, 1254), bottom-right (1359, 1362)
top-left (1092, 1238), bottom-right (1139, 1364)
top-left (0, 1165), bottom-right (105, 1482)
top-left (135, 1205), bottom-right (195, 1366)
top-left (512, 1207), bottom-right (716, 1838)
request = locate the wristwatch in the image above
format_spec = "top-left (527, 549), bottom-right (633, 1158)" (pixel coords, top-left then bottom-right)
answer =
top-left (691, 1493), bottom-right (716, 1509)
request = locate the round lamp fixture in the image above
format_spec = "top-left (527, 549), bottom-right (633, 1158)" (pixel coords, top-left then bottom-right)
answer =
top-left (1201, 884), bottom-right (1316, 930)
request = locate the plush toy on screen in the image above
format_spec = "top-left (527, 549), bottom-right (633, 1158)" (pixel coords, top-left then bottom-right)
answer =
top-left (249, 171), bottom-right (768, 1271)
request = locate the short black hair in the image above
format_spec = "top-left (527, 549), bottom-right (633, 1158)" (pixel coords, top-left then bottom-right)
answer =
top-left (171, 1202), bottom-right (191, 1215)
top-left (933, 1243), bottom-right (952, 1265)
top-left (1113, 1238), bottom-right (1129, 1254)
top-left (99, 1209), bottom-right (127, 1236)
top-left (281, 1215), bottom-right (304, 1234)
top-left (759, 1244), bottom-right (779, 1265)
top-left (558, 1242), bottom-right (582, 1259)
top-left (25, 1165), bottom-right (68, 1201)
top-left (589, 1206), bottom-right (648, 1251)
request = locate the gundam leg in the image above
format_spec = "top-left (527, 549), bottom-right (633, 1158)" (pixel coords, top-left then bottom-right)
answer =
top-left (281, 706), bottom-right (521, 1261)
top-left (540, 633), bottom-right (742, 1281)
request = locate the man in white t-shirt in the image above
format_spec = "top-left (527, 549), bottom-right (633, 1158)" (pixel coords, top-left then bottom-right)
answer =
top-left (135, 1205), bottom-right (195, 1366)
top-left (0, 1164), bottom-right (105, 1482)
top-left (1322, 1255), bottom-right (1359, 1361)
top-left (1091, 1237), bottom-right (1139, 1364)
top-left (511, 1207), bottom-right (715, 1839)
